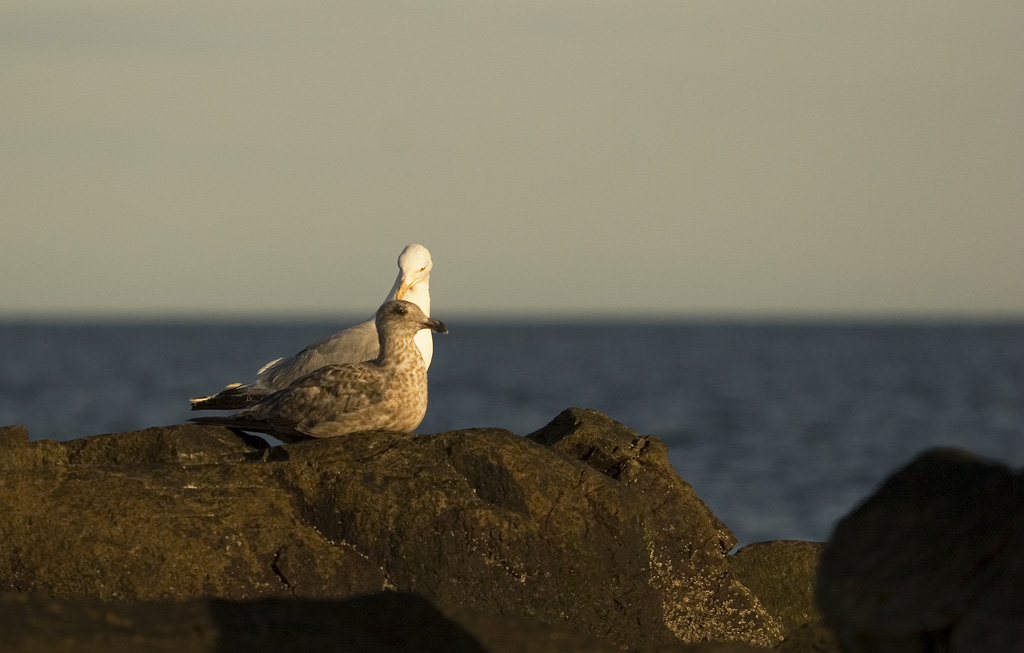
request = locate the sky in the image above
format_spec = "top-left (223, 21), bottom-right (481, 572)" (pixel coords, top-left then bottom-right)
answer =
top-left (2, 1), bottom-right (1022, 320)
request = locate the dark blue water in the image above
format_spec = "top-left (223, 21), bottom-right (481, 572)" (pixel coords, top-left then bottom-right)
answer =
top-left (2, 319), bottom-right (1022, 546)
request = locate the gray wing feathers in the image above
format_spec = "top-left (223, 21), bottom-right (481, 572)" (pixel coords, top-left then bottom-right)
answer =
top-left (241, 364), bottom-right (387, 436)
top-left (255, 319), bottom-right (379, 390)
top-left (192, 364), bottom-right (387, 440)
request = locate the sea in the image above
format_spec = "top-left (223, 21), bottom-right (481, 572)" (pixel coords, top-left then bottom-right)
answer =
top-left (1, 319), bottom-right (1022, 547)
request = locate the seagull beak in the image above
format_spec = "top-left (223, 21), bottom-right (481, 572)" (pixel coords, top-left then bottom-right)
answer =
top-left (396, 279), bottom-right (411, 300)
top-left (424, 317), bottom-right (448, 334)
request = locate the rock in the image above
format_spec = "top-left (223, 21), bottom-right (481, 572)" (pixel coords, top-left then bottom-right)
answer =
top-left (774, 620), bottom-right (842, 653)
top-left (0, 409), bottom-right (786, 650)
top-left (0, 591), bottom-right (488, 653)
top-left (816, 448), bottom-right (1024, 652)
top-left (527, 408), bottom-right (782, 646)
top-left (0, 424), bottom-right (65, 470)
top-left (0, 423), bottom-right (266, 471)
top-left (0, 424), bottom-right (387, 601)
top-left (0, 589), bottom-right (790, 653)
top-left (729, 540), bottom-right (824, 634)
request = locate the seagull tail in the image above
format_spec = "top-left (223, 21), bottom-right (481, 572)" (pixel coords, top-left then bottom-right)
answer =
top-left (188, 414), bottom-right (241, 427)
top-left (189, 383), bottom-right (267, 411)
top-left (189, 414), bottom-right (309, 445)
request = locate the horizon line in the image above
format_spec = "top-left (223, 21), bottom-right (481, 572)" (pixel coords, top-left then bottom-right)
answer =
top-left (1, 309), bottom-right (1022, 326)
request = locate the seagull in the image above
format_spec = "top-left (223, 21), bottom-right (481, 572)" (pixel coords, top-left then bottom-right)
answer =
top-left (190, 244), bottom-right (434, 411)
top-left (190, 300), bottom-right (448, 443)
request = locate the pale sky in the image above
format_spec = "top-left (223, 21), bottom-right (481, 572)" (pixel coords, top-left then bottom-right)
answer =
top-left (2, 1), bottom-right (1022, 319)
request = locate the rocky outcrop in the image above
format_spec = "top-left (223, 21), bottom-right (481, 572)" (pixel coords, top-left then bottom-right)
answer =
top-left (817, 448), bottom-right (1024, 652)
top-left (0, 409), bottom-right (823, 651)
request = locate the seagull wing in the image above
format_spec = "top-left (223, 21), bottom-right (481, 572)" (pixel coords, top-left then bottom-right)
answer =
top-left (248, 363), bottom-right (387, 437)
top-left (255, 320), bottom-right (379, 390)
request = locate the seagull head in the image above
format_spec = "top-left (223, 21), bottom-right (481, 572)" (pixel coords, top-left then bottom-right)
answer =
top-left (394, 244), bottom-right (432, 303)
top-left (376, 299), bottom-right (448, 336)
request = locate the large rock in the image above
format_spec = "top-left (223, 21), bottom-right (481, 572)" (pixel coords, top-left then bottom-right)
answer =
top-left (0, 409), bottom-right (789, 650)
top-left (816, 448), bottom-right (1024, 652)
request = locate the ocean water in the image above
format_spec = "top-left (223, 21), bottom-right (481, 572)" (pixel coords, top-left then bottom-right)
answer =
top-left (1, 319), bottom-right (1021, 546)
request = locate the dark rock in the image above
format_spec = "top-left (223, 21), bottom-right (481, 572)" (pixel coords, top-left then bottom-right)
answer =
top-left (444, 604), bottom-right (631, 653)
top-left (655, 643), bottom-right (769, 653)
top-left (774, 620), bottom-right (842, 653)
top-left (3, 590), bottom-right (852, 653)
top-left (1, 589), bottom-right (798, 653)
top-left (0, 408), bottom-right (784, 650)
top-left (0, 591), bottom-right (487, 653)
top-left (729, 540), bottom-right (824, 634)
top-left (816, 447), bottom-right (1024, 652)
